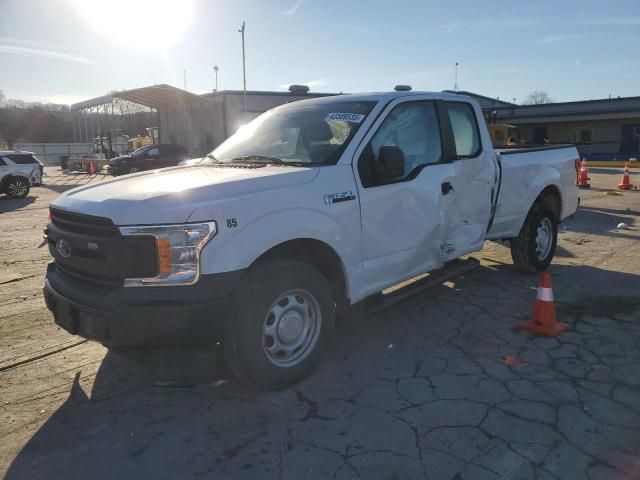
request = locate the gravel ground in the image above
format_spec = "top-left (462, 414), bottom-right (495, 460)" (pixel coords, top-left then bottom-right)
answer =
top-left (1, 166), bottom-right (639, 480)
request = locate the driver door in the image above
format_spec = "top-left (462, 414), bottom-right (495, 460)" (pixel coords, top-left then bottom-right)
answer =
top-left (354, 99), bottom-right (455, 296)
top-left (143, 146), bottom-right (160, 170)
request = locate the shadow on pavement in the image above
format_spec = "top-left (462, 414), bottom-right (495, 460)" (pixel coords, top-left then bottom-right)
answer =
top-left (579, 205), bottom-right (640, 217)
top-left (5, 263), bottom-right (640, 479)
top-left (562, 205), bottom-right (637, 239)
top-left (0, 195), bottom-right (36, 213)
top-left (40, 175), bottom-right (108, 194)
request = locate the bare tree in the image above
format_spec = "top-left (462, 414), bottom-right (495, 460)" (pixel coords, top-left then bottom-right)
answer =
top-left (522, 91), bottom-right (554, 105)
top-left (0, 90), bottom-right (5, 106)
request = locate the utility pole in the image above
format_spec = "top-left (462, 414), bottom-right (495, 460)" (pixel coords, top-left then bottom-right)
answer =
top-left (454, 62), bottom-right (459, 91)
top-left (183, 69), bottom-right (187, 91)
top-left (238, 21), bottom-right (247, 113)
top-left (214, 64), bottom-right (219, 92)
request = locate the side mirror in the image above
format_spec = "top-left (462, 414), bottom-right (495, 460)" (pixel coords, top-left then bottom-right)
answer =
top-left (374, 146), bottom-right (405, 182)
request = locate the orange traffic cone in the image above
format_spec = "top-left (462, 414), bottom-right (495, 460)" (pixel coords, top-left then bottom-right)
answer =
top-left (520, 272), bottom-right (568, 337)
top-left (618, 164), bottom-right (633, 190)
top-left (578, 158), bottom-right (590, 189)
top-left (89, 161), bottom-right (96, 175)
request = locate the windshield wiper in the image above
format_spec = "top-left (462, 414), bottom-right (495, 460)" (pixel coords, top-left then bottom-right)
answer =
top-left (204, 153), bottom-right (221, 163)
top-left (231, 155), bottom-right (320, 167)
top-left (232, 155), bottom-right (286, 164)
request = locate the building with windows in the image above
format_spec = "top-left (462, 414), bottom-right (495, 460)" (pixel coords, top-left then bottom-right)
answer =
top-left (490, 96), bottom-right (640, 161)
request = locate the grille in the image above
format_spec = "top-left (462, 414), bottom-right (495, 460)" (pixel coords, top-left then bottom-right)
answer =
top-left (50, 208), bottom-right (118, 237)
top-left (48, 208), bottom-right (158, 289)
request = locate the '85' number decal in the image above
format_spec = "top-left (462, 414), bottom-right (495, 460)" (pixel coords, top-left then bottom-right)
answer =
top-left (226, 218), bottom-right (238, 228)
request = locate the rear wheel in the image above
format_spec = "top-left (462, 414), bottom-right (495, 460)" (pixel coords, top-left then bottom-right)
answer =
top-left (224, 260), bottom-right (335, 390)
top-left (510, 204), bottom-right (557, 272)
top-left (6, 177), bottom-right (30, 198)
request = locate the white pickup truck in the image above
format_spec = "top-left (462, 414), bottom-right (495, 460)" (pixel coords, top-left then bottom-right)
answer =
top-left (43, 91), bottom-right (579, 389)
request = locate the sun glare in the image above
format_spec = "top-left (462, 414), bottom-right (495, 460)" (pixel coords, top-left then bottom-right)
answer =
top-left (73, 0), bottom-right (194, 49)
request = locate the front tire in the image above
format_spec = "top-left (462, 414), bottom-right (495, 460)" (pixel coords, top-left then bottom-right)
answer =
top-left (224, 260), bottom-right (335, 390)
top-left (510, 204), bottom-right (558, 272)
top-left (6, 177), bottom-right (30, 198)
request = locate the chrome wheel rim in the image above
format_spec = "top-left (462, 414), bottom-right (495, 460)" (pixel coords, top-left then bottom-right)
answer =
top-left (8, 179), bottom-right (27, 197)
top-left (129, 167), bottom-right (138, 173)
top-left (536, 217), bottom-right (553, 261)
top-left (262, 289), bottom-right (322, 367)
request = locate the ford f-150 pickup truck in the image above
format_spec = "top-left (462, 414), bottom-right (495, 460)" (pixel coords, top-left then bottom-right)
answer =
top-left (43, 90), bottom-right (579, 389)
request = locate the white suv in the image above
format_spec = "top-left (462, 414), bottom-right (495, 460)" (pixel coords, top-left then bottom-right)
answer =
top-left (0, 151), bottom-right (43, 198)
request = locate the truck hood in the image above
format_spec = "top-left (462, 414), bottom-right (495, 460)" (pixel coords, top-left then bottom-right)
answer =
top-left (51, 165), bottom-right (319, 225)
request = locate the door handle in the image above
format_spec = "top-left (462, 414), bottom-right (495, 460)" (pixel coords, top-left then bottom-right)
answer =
top-left (441, 182), bottom-right (454, 195)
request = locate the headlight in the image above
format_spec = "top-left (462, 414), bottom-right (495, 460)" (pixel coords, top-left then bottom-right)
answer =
top-left (119, 222), bottom-right (216, 287)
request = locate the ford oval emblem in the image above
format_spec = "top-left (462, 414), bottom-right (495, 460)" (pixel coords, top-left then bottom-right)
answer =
top-left (55, 238), bottom-right (72, 259)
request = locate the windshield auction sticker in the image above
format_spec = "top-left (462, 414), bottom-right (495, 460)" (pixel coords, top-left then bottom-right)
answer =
top-left (325, 112), bottom-right (366, 123)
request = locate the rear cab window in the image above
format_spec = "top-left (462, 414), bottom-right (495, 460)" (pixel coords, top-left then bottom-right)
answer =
top-left (446, 102), bottom-right (482, 158)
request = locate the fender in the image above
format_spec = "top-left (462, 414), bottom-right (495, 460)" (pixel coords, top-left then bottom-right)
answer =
top-left (512, 166), bottom-right (564, 235)
top-left (200, 206), bottom-right (361, 296)
top-left (488, 165), bottom-right (563, 239)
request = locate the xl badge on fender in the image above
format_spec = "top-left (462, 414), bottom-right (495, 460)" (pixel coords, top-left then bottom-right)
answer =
top-left (324, 191), bottom-right (356, 205)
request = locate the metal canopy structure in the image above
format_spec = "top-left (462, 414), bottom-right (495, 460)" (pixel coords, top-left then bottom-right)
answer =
top-left (69, 84), bottom-right (213, 146)
top-left (71, 84), bottom-right (212, 112)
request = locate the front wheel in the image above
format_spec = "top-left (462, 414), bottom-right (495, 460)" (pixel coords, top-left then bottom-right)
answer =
top-left (224, 260), bottom-right (335, 390)
top-left (510, 204), bottom-right (558, 272)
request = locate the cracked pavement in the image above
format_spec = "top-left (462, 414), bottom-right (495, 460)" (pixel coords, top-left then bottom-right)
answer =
top-left (1, 167), bottom-right (640, 479)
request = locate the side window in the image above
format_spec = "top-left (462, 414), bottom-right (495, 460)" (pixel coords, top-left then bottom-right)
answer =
top-left (0, 157), bottom-right (6, 166)
top-left (368, 101), bottom-right (442, 181)
top-left (446, 102), bottom-right (481, 157)
top-left (7, 154), bottom-right (38, 164)
top-left (146, 147), bottom-right (160, 158)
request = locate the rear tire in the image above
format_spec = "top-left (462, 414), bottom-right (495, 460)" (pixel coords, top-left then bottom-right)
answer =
top-left (224, 260), bottom-right (335, 390)
top-left (5, 177), bottom-right (30, 198)
top-left (510, 203), bottom-right (557, 272)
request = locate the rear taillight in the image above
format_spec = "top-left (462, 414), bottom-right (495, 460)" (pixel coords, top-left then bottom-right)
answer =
top-left (574, 158), bottom-right (580, 185)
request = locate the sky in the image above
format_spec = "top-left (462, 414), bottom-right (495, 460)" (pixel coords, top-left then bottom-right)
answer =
top-left (1, 0), bottom-right (640, 105)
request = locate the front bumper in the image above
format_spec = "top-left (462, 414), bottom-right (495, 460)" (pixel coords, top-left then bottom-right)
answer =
top-left (108, 163), bottom-right (127, 176)
top-left (43, 262), bottom-right (243, 349)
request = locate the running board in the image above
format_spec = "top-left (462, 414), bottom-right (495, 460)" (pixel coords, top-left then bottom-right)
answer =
top-left (365, 257), bottom-right (480, 315)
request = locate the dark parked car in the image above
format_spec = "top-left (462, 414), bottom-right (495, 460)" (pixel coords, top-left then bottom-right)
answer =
top-left (108, 144), bottom-right (189, 176)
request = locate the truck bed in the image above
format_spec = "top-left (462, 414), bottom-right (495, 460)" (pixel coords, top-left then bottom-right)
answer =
top-left (487, 145), bottom-right (580, 240)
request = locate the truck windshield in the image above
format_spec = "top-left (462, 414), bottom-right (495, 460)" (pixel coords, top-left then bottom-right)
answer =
top-left (206, 101), bottom-right (376, 166)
